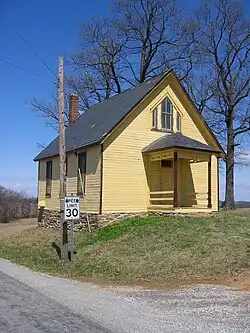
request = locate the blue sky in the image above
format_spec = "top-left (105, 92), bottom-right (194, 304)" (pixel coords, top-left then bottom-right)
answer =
top-left (0, 0), bottom-right (113, 196)
top-left (0, 0), bottom-right (250, 200)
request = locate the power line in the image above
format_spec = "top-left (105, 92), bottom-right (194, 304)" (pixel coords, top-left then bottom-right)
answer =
top-left (16, 30), bottom-right (57, 79)
top-left (0, 58), bottom-right (48, 80)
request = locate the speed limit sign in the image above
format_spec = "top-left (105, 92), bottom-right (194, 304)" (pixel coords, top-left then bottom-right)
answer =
top-left (64, 196), bottom-right (80, 220)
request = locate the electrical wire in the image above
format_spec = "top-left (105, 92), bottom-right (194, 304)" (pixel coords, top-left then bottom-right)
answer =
top-left (0, 58), bottom-right (48, 80)
top-left (16, 30), bottom-right (58, 80)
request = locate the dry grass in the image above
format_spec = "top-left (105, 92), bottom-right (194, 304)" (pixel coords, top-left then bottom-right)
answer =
top-left (1, 210), bottom-right (250, 283)
top-left (0, 218), bottom-right (37, 237)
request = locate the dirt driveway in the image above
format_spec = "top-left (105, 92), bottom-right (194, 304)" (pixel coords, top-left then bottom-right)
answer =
top-left (0, 218), bottom-right (37, 237)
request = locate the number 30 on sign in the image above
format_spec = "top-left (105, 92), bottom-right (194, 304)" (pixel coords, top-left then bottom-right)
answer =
top-left (64, 196), bottom-right (80, 220)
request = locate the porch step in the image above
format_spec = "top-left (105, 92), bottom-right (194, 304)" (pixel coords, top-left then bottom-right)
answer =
top-left (147, 205), bottom-right (212, 213)
top-left (148, 205), bottom-right (173, 211)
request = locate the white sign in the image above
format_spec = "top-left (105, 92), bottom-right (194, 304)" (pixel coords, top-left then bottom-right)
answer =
top-left (64, 196), bottom-right (80, 220)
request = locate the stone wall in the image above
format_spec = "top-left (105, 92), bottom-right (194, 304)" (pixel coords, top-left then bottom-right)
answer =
top-left (38, 209), bottom-right (149, 231)
top-left (38, 208), bottom-right (211, 231)
top-left (38, 209), bottom-right (99, 231)
top-left (98, 212), bottom-right (148, 227)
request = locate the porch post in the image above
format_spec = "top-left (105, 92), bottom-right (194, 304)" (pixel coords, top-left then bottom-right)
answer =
top-left (208, 156), bottom-right (212, 208)
top-left (173, 151), bottom-right (178, 207)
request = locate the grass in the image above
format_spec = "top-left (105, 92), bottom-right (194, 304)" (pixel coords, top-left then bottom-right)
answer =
top-left (1, 210), bottom-right (250, 283)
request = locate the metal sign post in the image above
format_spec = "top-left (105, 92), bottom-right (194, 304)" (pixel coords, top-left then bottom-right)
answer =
top-left (64, 196), bottom-right (80, 261)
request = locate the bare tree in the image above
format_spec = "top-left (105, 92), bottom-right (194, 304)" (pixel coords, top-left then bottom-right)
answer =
top-left (113, 0), bottom-right (195, 83)
top-left (28, 90), bottom-right (71, 132)
top-left (30, 0), bottom-right (195, 127)
top-left (68, 18), bottom-right (126, 105)
top-left (188, 0), bottom-right (250, 209)
top-left (0, 186), bottom-right (37, 223)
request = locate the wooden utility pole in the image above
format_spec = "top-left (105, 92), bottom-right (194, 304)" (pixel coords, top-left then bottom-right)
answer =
top-left (58, 56), bottom-right (68, 260)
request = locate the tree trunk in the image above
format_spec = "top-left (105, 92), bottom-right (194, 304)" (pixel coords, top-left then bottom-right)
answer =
top-left (224, 115), bottom-right (235, 210)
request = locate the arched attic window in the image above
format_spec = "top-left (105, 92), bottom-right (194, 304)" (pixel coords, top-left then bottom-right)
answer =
top-left (161, 98), bottom-right (173, 131)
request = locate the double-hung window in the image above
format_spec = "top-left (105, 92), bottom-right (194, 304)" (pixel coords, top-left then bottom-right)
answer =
top-left (46, 160), bottom-right (52, 196)
top-left (77, 152), bottom-right (86, 195)
top-left (161, 98), bottom-right (173, 131)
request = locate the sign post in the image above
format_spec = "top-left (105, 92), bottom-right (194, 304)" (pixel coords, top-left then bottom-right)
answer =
top-left (64, 196), bottom-right (80, 261)
top-left (58, 56), bottom-right (68, 260)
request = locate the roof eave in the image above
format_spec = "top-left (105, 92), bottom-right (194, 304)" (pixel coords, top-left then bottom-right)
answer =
top-left (33, 140), bottom-right (101, 162)
top-left (142, 145), bottom-right (222, 155)
top-left (34, 71), bottom-right (172, 162)
top-left (170, 70), bottom-right (225, 155)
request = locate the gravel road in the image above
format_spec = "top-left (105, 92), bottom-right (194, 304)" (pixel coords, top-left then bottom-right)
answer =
top-left (0, 270), bottom-right (109, 333)
top-left (0, 259), bottom-right (250, 333)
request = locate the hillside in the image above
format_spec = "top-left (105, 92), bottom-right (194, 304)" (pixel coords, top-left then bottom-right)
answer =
top-left (1, 210), bottom-right (250, 283)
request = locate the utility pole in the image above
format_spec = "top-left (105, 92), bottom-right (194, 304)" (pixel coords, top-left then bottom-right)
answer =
top-left (58, 56), bottom-right (68, 260)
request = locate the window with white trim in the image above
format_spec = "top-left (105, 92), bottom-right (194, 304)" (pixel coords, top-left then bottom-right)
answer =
top-left (176, 112), bottom-right (181, 132)
top-left (161, 98), bottom-right (173, 131)
top-left (152, 108), bottom-right (157, 128)
top-left (46, 160), bottom-right (52, 196)
top-left (77, 152), bottom-right (86, 195)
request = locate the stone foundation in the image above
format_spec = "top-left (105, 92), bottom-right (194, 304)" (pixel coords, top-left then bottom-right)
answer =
top-left (147, 211), bottom-right (184, 217)
top-left (38, 208), bottom-right (211, 231)
top-left (38, 209), bottom-right (149, 231)
top-left (98, 212), bottom-right (148, 227)
top-left (38, 209), bottom-right (99, 231)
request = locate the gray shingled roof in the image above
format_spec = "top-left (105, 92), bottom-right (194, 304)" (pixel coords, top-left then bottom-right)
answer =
top-left (142, 133), bottom-right (222, 154)
top-left (34, 72), bottom-right (167, 161)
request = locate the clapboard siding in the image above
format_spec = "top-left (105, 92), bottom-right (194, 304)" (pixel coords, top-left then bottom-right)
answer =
top-left (37, 146), bottom-right (101, 213)
top-left (38, 160), bottom-right (46, 207)
top-left (150, 161), bottom-right (161, 192)
top-left (102, 76), bottom-right (219, 213)
top-left (167, 75), bottom-right (219, 148)
top-left (102, 83), bottom-right (169, 212)
top-left (66, 153), bottom-right (78, 195)
top-left (181, 157), bottom-right (218, 209)
top-left (181, 160), bottom-right (208, 207)
top-left (166, 85), bottom-right (206, 143)
top-left (83, 145), bottom-right (101, 212)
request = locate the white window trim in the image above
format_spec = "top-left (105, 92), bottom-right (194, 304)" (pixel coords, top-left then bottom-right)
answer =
top-left (152, 107), bottom-right (158, 129)
top-left (150, 94), bottom-right (183, 133)
top-left (176, 111), bottom-right (181, 132)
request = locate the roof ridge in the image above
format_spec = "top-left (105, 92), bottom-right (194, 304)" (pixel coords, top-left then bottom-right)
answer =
top-left (66, 73), bottom-right (166, 131)
top-left (34, 71), bottom-right (169, 161)
top-left (80, 73), bottom-right (166, 112)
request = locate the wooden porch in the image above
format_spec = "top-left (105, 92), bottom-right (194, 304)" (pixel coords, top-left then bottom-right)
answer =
top-left (142, 133), bottom-right (222, 213)
top-left (144, 149), bottom-right (216, 212)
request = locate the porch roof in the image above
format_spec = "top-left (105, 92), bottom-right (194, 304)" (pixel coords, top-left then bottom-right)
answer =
top-left (142, 133), bottom-right (222, 154)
